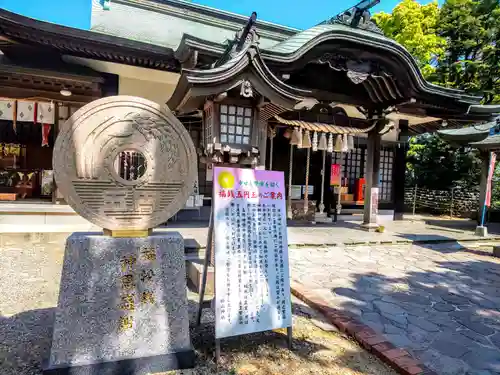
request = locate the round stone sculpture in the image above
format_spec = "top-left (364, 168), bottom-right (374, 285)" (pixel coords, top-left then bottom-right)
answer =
top-left (53, 96), bottom-right (197, 231)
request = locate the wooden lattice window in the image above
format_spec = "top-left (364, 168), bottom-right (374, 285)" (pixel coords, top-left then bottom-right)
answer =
top-left (219, 104), bottom-right (252, 145)
top-left (379, 148), bottom-right (393, 202)
top-left (204, 103), bottom-right (213, 147)
top-left (331, 146), bottom-right (366, 193)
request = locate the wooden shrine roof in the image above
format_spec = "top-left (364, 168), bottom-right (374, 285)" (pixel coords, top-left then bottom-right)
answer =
top-left (0, 9), bottom-right (178, 71)
top-left (437, 118), bottom-right (500, 149)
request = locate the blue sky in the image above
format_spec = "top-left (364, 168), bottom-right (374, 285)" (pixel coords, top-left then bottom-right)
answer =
top-left (0, 0), bottom-right (439, 30)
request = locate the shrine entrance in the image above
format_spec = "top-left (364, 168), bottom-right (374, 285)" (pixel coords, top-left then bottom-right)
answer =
top-left (167, 6), bottom-right (498, 228)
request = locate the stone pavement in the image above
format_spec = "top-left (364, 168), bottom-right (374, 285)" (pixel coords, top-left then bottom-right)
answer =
top-left (4, 215), bottom-right (498, 251)
top-left (289, 242), bottom-right (500, 374)
top-left (6, 215), bottom-right (496, 249)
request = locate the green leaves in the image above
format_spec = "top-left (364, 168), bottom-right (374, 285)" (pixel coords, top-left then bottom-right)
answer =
top-left (406, 134), bottom-right (482, 189)
top-left (374, 0), bottom-right (500, 104)
top-left (374, 0), bottom-right (499, 190)
top-left (373, 0), bottom-right (446, 79)
top-left (434, 0), bottom-right (500, 102)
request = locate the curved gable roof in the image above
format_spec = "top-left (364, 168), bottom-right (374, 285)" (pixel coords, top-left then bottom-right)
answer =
top-left (0, 9), bottom-right (178, 71)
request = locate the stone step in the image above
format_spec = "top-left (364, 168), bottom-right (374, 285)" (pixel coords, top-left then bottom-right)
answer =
top-left (186, 258), bottom-right (214, 295)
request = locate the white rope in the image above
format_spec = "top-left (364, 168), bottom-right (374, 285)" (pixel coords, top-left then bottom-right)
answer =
top-left (319, 150), bottom-right (326, 214)
top-left (304, 147), bottom-right (311, 214)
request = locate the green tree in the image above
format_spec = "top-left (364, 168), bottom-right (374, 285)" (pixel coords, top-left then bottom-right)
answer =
top-left (374, 0), bottom-right (499, 194)
top-left (373, 0), bottom-right (446, 78)
top-left (406, 134), bottom-right (482, 189)
top-left (433, 0), bottom-right (500, 103)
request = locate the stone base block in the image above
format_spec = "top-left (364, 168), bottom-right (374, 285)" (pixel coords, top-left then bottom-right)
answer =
top-left (493, 246), bottom-right (500, 258)
top-left (475, 226), bottom-right (488, 237)
top-left (187, 259), bottom-right (214, 295)
top-left (315, 213), bottom-right (332, 224)
top-left (43, 351), bottom-right (195, 375)
top-left (44, 232), bottom-right (194, 375)
top-left (360, 223), bottom-right (380, 232)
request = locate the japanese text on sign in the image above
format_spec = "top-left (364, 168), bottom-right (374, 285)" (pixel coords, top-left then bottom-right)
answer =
top-left (213, 167), bottom-right (292, 339)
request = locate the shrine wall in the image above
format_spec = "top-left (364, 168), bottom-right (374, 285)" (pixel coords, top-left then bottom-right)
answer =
top-left (62, 57), bottom-right (180, 106)
top-left (118, 77), bottom-right (177, 106)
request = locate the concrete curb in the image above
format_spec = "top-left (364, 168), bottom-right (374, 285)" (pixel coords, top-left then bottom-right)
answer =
top-left (286, 236), bottom-right (500, 249)
top-left (291, 281), bottom-right (438, 375)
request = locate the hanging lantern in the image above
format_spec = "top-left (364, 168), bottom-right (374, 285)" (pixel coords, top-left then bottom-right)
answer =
top-left (318, 132), bottom-right (327, 151)
top-left (347, 135), bottom-right (354, 151)
top-left (312, 131), bottom-right (318, 151)
top-left (341, 134), bottom-right (349, 152)
top-left (283, 128), bottom-right (293, 139)
top-left (302, 130), bottom-right (312, 149)
top-left (327, 133), bottom-right (334, 153)
top-left (334, 135), bottom-right (342, 152)
top-left (290, 127), bottom-right (301, 145)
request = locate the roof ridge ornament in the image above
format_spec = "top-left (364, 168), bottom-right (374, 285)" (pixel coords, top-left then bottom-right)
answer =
top-left (320, 0), bottom-right (383, 35)
top-left (214, 12), bottom-right (259, 68)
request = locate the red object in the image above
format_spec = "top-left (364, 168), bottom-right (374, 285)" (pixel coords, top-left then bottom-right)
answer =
top-left (355, 178), bottom-right (366, 202)
top-left (485, 152), bottom-right (496, 207)
top-left (42, 123), bottom-right (51, 147)
top-left (330, 164), bottom-right (341, 186)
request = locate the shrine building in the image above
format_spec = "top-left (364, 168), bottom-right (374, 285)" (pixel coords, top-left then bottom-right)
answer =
top-left (0, 0), bottom-right (497, 230)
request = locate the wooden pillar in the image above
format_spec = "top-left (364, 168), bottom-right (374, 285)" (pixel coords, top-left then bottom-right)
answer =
top-left (363, 128), bottom-right (381, 228)
top-left (287, 144), bottom-right (294, 219)
top-left (258, 119), bottom-right (268, 169)
top-left (393, 142), bottom-right (407, 220)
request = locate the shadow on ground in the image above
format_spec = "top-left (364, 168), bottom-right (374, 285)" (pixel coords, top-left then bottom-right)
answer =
top-left (0, 299), bottom-right (395, 375)
top-left (328, 244), bottom-right (500, 374)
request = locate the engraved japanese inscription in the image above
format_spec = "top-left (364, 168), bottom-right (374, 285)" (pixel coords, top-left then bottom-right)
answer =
top-left (53, 96), bottom-right (197, 230)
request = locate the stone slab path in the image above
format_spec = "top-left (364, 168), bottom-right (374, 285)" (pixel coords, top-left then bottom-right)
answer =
top-left (289, 242), bottom-right (500, 374)
top-left (5, 216), bottom-right (500, 249)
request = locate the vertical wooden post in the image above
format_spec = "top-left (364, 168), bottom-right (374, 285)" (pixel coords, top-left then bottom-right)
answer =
top-left (196, 208), bottom-right (214, 327)
top-left (287, 144), bottom-right (294, 219)
top-left (287, 326), bottom-right (293, 349)
top-left (258, 119), bottom-right (268, 169)
top-left (393, 141), bottom-right (407, 220)
top-left (269, 128), bottom-right (275, 170)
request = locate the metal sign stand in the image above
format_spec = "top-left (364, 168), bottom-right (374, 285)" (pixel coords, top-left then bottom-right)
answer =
top-left (195, 203), bottom-right (293, 365)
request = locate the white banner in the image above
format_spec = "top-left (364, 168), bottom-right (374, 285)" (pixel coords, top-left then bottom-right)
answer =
top-left (37, 102), bottom-right (55, 124)
top-left (16, 101), bottom-right (36, 122)
top-left (0, 100), bottom-right (14, 120)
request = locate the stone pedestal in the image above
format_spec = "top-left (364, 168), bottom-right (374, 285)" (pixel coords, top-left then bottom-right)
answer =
top-left (475, 225), bottom-right (488, 237)
top-left (186, 259), bottom-right (214, 295)
top-left (315, 212), bottom-right (332, 223)
top-left (44, 232), bottom-right (194, 375)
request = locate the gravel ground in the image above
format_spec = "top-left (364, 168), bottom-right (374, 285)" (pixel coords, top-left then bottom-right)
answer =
top-left (0, 235), bottom-right (395, 375)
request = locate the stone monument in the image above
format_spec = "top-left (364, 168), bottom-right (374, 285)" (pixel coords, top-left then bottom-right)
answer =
top-left (44, 96), bottom-right (197, 374)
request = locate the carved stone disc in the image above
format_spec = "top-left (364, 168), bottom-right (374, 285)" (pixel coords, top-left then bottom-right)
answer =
top-left (53, 96), bottom-right (197, 230)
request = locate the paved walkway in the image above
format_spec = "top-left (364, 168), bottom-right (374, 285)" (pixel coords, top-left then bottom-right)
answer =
top-left (5, 216), bottom-right (500, 249)
top-left (289, 242), bottom-right (500, 374)
top-left (149, 217), bottom-right (500, 249)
